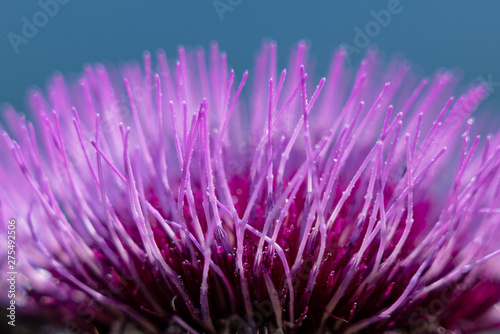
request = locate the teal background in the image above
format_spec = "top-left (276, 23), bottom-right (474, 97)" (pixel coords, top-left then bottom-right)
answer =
top-left (1, 0), bottom-right (500, 113)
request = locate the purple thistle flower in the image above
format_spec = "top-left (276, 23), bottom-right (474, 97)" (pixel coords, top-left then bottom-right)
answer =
top-left (2, 41), bottom-right (500, 334)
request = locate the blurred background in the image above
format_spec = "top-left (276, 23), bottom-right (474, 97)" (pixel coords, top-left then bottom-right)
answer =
top-left (1, 0), bottom-right (500, 114)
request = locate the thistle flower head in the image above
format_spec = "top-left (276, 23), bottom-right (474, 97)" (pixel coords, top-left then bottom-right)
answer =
top-left (2, 41), bottom-right (500, 334)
